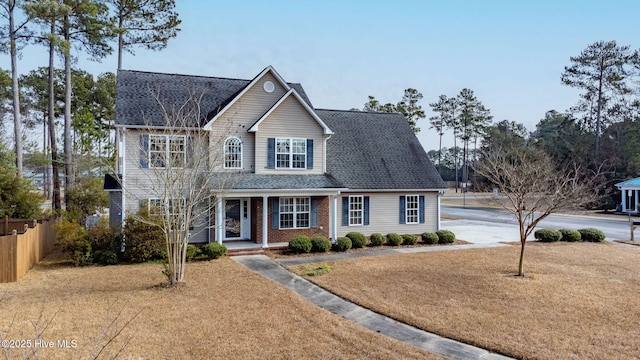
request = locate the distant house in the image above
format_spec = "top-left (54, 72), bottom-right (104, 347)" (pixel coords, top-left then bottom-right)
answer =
top-left (616, 177), bottom-right (640, 213)
top-left (105, 66), bottom-right (446, 246)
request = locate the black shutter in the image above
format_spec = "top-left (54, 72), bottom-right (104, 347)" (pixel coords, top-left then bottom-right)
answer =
top-left (306, 139), bottom-right (313, 169)
top-left (399, 196), bottom-right (406, 224)
top-left (342, 197), bottom-right (349, 226)
top-left (140, 134), bottom-right (149, 168)
top-left (419, 196), bottom-right (425, 224)
top-left (267, 138), bottom-right (275, 169)
top-left (364, 196), bottom-right (370, 225)
top-left (271, 197), bottom-right (279, 229)
top-left (310, 198), bottom-right (318, 228)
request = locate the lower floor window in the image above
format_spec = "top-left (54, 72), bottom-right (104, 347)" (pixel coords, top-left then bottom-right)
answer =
top-left (406, 195), bottom-right (419, 224)
top-left (279, 197), bottom-right (310, 229)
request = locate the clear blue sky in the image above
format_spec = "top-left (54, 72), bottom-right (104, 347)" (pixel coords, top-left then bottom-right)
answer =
top-left (6, 0), bottom-right (640, 151)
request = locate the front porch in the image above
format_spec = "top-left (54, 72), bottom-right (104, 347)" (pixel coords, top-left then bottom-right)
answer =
top-left (209, 191), bottom-right (341, 248)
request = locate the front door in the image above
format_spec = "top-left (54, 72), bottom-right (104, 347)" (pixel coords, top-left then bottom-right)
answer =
top-left (225, 199), bottom-right (241, 239)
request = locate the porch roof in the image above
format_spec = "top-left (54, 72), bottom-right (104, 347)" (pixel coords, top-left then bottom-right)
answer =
top-left (616, 177), bottom-right (640, 189)
top-left (212, 173), bottom-right (344, 190)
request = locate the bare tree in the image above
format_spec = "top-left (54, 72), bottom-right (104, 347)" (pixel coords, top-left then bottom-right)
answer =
top-left (120, 89), bottom-right (240, 285)
top-left (475, 144), bottom-right (601, 277)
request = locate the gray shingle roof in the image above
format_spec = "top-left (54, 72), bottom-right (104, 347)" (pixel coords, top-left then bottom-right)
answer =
top-left (211, 174), bottom-right (343, 190)
top-left (116, 70), bottom-right (312, 127)
top-left (317, 109), bottom-right (446, 190)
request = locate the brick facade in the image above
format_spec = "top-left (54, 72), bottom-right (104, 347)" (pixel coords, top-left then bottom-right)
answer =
top-left (254, 196), bottom-right (330, 243)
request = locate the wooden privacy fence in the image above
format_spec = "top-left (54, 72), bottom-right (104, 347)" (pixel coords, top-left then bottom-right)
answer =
top-left (0, 218), bottom-right (58, 283)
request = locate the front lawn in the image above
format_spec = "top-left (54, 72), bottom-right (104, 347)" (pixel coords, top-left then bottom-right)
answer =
top-left (0, 258), bottom-right (439, 359)
top-left (304, 242), bottom-right (640, 359)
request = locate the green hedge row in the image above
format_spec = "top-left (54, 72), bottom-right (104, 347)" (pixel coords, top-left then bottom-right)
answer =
top-left (534, 228), bottom-right (605, 243)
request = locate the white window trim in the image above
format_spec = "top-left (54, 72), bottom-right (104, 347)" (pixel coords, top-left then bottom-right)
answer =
top-left (279, 197), bottom-right (311, 229)
top-left (405, 195), bottom-right (419, 225)
top-left (148, 134), bottom-right (186, 169)
top-left (349, 195), bottom-right (363, 226)
top-left (223, 137), bottom-right (243, 169)
top-left (275, 138), bottom-right (307, 169)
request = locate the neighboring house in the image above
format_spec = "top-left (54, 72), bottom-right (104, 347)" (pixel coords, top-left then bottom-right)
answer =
top-left (105, 66), bottom-right (446, 246)
top-left (616, 177), bottom-right (640, 213)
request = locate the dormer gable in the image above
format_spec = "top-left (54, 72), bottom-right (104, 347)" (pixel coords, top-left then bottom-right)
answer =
top-left (248, 88), bottom-right (333, 135)
top-left (203, 66), bottom-right (293, 130)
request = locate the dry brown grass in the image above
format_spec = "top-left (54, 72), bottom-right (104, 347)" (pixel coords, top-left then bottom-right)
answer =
top-left (0, 258), bottom-right (443, 359)
top-left (307, 242), bottom-right (640, 360)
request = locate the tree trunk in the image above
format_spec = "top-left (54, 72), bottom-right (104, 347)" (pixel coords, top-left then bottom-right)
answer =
top-left (437, 132), bottom-right (442, 176)
top-left (48, 18), bottom-right (61, 211)
top-left (595, 71), bottom-right (604, 159)
top-left (117, 5), bottom-right (123, 70)
top-left (63, 14), bottom-right (74, 193)
top-left (453, 131), bottom-right (458, 193)
top-left (8, 0), bottom-right (22, 177)
top-left (518, 241), bottom-right (526, 276)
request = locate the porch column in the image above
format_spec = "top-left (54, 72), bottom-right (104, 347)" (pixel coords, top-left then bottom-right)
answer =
top-left (331, 195), bottom-right (338, 243)
top-left (622, 189), bottom-right (627, 212)
top-left (216, 197), bottom-right (224, 245)
top-left (262, 196), bottom-right (268, 248)
top-left (636, 190), bottom-right (639, 213)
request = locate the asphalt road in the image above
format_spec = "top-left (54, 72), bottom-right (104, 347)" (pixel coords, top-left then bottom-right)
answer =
top-left (442, 205), bottom-right (633, 244)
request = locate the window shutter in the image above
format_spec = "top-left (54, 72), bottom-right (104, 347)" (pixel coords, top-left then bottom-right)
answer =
top-left (364, 196), bottom-right (370, 225)
top-left (419, 196), bottom-right (425, 224)
top-left (271, 198), bottom-right (279, 229)
top-left (138, 199), bottom-right (149, 212)
top-left (267, 138), bottom-right (275, 169)
top-left (306, 139), bottom-right (313, 169)
top-left (187, 136), bottom-right (194, 168)
top-left (399, 196), bottom-right (406, 224)
top-left (342, 197), bottom-right (349, 226)
top-left (188, 201), bottom-right (194, 230)
top-left (310, 198), bottom-right (318, 228)
top-left (140, 134), bottom-right (149, 168)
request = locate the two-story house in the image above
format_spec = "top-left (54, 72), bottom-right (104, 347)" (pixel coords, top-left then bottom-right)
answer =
top-left (105, 66), bottom-right (446, 248)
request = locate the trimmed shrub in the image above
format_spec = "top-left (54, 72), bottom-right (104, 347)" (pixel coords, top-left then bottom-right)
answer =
top-left (559, 229), bottom-right (581, 242)
top-left (369, 233), bottom-right (385, 246)
top-left (311, 237), bottom-right (331, 253)
top-left (202, 242), bottom-right (227, 259)
top-left (435, 230), bottom-right (456, 244)
top-left (56, 219), bottom-right (92, 266)
top-left (346, 232), bottom-right (367, 248)
top-left (334, 237), bottom-right (352, 252)
top-left (422, 232), bottom-right (439, 244)
top-left (95, 250), bottom-right (118, 266)
top-left (578, 228), bottom-right (606, 242)
top-left (386, 233), bottom-right (403, 246)
top-left (87, 218), bottom-right (120, 265)
top-left (534, 228), bottom-right (562, 242)
top-left (402, 234), bottom-right (418, 245)
top-left (288, 235), bottom-right (312, 254)
top-left (122, 215), bottom-right (165, 263)
top-left (186, 244), bottom-right (201, 262)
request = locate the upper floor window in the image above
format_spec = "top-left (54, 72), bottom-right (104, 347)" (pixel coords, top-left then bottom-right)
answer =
top-left (224, 137), bottom-right (243, 169)
top-left (148, 135), bottom-right (186, 168)
top-left (276, 138), bottom-right (306, 169)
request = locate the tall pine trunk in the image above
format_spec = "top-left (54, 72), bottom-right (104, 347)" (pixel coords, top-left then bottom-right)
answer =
top-left (8, 0), bottom-right (22, 177)
top-left (48, 18), bottom-right (61, 211)
top-left (63, 13), bottom-right (74, 193)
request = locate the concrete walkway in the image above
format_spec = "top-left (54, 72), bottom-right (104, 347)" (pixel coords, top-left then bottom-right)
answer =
top-left (234, 252), bottom-right (513, 360)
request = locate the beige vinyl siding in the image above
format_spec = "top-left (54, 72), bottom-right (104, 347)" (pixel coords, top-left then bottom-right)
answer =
top-left (336, 192), bottom-right (439, 237)
top-left (207, 72), bottom-right (287, 172)
top-left (122, 129), bottom-right (209, 243)
top-left (255, 96), bottom-right (325, 174)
